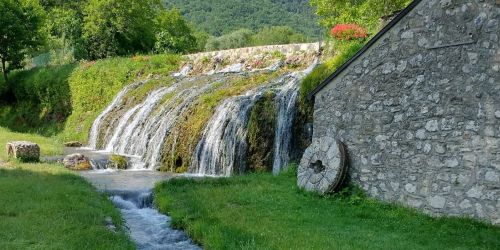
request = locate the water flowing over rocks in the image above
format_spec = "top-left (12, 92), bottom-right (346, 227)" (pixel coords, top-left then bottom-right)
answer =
top-left (192, 86), bottom-right (266, 176)
top-left (87, 46), bottom-right (317, 174)
top-left (109, 190), bottom-right (200, 250)
top-left (63, 153), bottom-right (92, 171)
top-left (88, 81), bottom-right (146, 149)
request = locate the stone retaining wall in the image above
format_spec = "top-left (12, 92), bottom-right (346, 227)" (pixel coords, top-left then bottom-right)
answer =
top-left (312, 0), bottom-right (499, 224)
top-left (186, 43), bottom-right (320, 62)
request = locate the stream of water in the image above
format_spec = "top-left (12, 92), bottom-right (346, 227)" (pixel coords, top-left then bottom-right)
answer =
top-left (110, 190), bottom-right (200, 250)
top-left (80, 170), bottom-right (200, 250)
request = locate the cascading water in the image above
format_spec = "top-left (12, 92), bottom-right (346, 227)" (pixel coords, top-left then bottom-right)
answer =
top-left (271, 59), bottom-right (318, 174)
top-left (88, 75), bottom-right (223, 169)
top-left (271, 75), bottom-right (301, 174)
top-left (109, 190), bottom-right (200, 250)
top-left (191, 89), bottom-right (264, 176)
top-left (87, 58), bottom-right (317, 174)
top-left (88, 81), bottom-right (145, 149)
top-left (105, 86), bottom-right (175, 153)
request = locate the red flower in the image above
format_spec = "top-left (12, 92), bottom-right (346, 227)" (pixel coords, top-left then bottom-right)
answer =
top-left (331, 24), bottom-right (368, 41)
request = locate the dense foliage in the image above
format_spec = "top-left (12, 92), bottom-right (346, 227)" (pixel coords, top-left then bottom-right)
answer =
top-left (154, 9), bottom-right (198, 54)
top-left (205, 26), bottom-right (308, 51)
top-left (0, 64), bottom-right (75, 134)
top-left (82, 0), bottom-right (160, 59)
top-left (164, 0), bottom-right (319, 38)
top-left (6, 0), bottom-right (199, 64)
top-left (205, 29), bottom-right (254, 51)
top-left (310, 0), bottom-right (412, 33)
top-left (0, 0), bottom-right (46, 81)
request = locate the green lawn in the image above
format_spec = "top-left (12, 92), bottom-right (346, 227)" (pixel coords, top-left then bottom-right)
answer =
top-left (155, 168), bottom-right (500, 250)
top-left (0, 128), bottom-right (135, 249)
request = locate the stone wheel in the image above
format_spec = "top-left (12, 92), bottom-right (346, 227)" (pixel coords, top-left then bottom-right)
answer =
top-left (297, 137), bottom-right (348, 195)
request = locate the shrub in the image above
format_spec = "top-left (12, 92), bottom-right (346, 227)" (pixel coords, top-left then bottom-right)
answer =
top-left (205, 29), bottom-right (254, 51)
top-left (299, 40), bottom-right (365, 102)
top-left (331, 24), bottom-right (368, 41)
top-left (251, 26), bottom-right (307, 46)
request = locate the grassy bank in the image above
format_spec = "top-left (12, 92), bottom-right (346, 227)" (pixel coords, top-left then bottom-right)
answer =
top-left (0, 129), bottom-right (135, 249)
top-left (0, 54), bottom-right (181, 142)
top-left (154, 168), bottom-right (500, 249)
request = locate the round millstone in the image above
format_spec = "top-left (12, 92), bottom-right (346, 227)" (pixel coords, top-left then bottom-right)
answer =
top-left (297, 137), bottom-right (348, 195)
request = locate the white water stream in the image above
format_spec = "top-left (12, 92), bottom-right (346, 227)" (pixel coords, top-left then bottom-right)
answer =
top-left (110, 190), bottom-right (200, 250)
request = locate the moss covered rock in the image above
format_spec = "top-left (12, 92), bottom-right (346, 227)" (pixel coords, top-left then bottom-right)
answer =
top-left (110, 154), bottom-right (128, 170)
top-left (246, 91), bottom-right (277, 172)
top-left (63, 154), bottom-right (92, 170)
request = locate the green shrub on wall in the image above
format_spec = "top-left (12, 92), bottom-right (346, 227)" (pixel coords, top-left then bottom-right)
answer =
top-left (299, 40), bottom-right (364, 103)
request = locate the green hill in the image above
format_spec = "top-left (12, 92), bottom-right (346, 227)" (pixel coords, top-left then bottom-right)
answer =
top-left (164, 0), bottom-right (320, 37)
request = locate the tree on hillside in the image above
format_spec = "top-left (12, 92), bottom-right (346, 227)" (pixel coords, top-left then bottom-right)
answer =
top-left (252, 26), bottom-right (307, 46)
top-left (310, 0), bottom-right (412, 32)
top-left (154, 9), bottom-right (198, 54)
top-left (82, 0), bottom-right (161, 59)
top-left (164, 0), bottom-right (318, 38)
top-left (205, 29), bottom-right (254, 51)
top-left (0, 0), bottom-right (45, 82)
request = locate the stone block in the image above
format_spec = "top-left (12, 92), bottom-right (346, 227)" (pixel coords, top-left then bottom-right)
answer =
top-left (6, 141), bottom-right (40, 162)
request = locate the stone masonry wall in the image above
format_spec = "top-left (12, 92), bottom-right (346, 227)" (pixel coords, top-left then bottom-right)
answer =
top-left (186, 43), bottom-right (320, 61)
top-left (313, 0), bottom-right (499, 224)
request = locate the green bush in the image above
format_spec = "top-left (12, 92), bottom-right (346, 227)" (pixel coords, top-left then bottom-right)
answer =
top-left (299, 40), bottom-right (364, 102)
top-left (251, 26), bottom-right (307, 46)
top-left (299, 64), bottom-right (332, 102)
top-left (0, 64), bottom-right (76, 135)
top-left (205, 29), bottom-right (254, 51)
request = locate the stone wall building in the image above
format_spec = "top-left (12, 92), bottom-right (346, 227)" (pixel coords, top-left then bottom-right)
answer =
top-left (309, 0), bottom-right (499, 224)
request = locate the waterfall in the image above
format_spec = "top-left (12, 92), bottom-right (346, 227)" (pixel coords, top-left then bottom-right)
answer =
top-left (88, 81), bottom-right (145, 149)
top-left (191, 92), bottom-right (260, 176)
top-left (87, 58), bottom-right (317, 173)
top-left (89, 75), bottom-right (221, 169)
top-left (272, 75), bottom-right (301, 174)
top-left (140, 82), bottom-right (218, 169)
top-left (105, 86), bottom-right (176, 153)
top-left (271, 60), bottom-right (318, 174)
